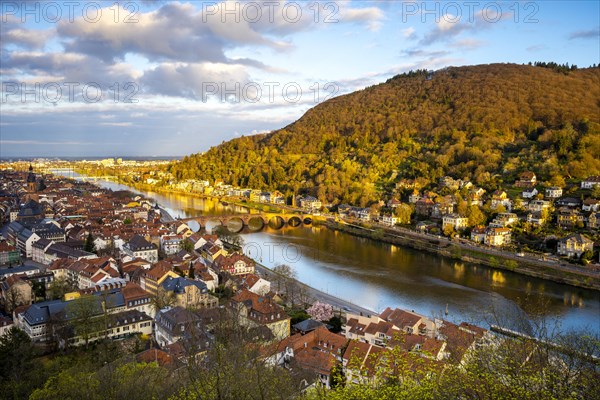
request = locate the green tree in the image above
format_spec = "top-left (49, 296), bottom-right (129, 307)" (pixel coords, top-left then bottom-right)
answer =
top-left (329, 362), bottom-right (345, 389)
top-left (180, 238), bottom-right (194, 253)
top-left (0, 327), bottom-right (36, 399)
top-left (66, 295), bottom-right (102, 347)
top-left (581, 250), bottom-right (593, 262)
top-left (150, 287), bottom-right (177, 314)
top-left (31, 280), bottom-right (46, 300)
top-left (29, 369), bottom-right (100, 400)
top-left (84, 232), bottom-right (96, 253)
top-left (48, 276), bottom-right (75, 300)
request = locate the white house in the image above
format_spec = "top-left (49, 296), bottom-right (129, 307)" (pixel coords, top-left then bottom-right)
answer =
top-left (522, 188), bottom-right (538, 199)
top-left (299, 196), bottom-right (322, 211)
top-left (380, 214), bottom-right (398, 226)
top-left (557, 234), bottom-right (594, 258)
top-left (242, 274), bottom-right (272, 296)
top-left (442, 214), bottom-right (468, 231)
top-left (489, 213), bottom-right (519, 228)
top-left (581, 176), bottom-right (600, 189)
top-left (528, 200), bottom-right (551, 213)
top-left (545, 187), bottom-right (563, 199)
top-left (484, 228), bottom-right (511, 247)
top-left (160, 235), bottom-right (184, 256)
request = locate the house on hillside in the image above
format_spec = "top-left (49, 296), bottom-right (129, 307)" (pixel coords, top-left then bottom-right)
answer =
top-left (557, 234), bottom-right (594, 258)
top-left (581, 176), bottom-right (600, 189)
top-left (515, 171), bottom-right (536, 188)
top-left (484, 228), bottom-right (511, 247)
top-left (442, 214), bottom-right (468, 231)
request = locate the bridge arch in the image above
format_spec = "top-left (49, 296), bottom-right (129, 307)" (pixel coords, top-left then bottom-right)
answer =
top-left (303, 217), bottom-right (312, 225)
top-left (226, 217), bottom-right (244, 233)
top-left (247, 216), bottom-right (265, 231)
top-left (268, 215), bottom-right (285, 230)
top-left (288, 216), bottom-right (302, 227)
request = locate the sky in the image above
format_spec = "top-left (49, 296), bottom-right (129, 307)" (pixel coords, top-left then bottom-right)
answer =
top-left (0, 0), bottom-right (598, 158)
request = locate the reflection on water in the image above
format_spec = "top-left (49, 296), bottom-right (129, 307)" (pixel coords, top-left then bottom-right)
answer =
top-left (242, 226), bottom-right (599, 333)
top-left (56, 171), bottom-right (600, 334)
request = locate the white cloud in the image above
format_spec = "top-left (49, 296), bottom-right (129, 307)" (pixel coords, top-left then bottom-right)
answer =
top-left (341, 6), bottom-right (385, 31)
top-left (402, 27), bottom-right (416, 39)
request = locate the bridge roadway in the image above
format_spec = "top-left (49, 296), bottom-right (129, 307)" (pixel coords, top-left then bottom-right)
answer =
top-left (179, 212), bottom-right (315, 231)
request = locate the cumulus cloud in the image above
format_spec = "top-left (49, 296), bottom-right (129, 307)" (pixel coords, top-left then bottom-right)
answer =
top-left (2, 50), bottom-right (139, 86)
top-left (140, 62), bottom-right (251, 100)
top-left (0, 14), bottom-right (53, 50)
top-left (340, 6), bottom-right (385, 31)
top-left (419, 10), bottom-right (512, 46)
top-left (54, 2), bottom-right (323, 65)
top-left (0, 28), bottom-right (53, 49)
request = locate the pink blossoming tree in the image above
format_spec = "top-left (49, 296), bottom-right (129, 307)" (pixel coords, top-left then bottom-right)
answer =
top-left (307, 301), bottom-right (334, 321)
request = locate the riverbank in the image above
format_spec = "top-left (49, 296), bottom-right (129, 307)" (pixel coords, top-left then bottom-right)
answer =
top-left (323, 220), bottom-right (600, 291)
top-left (62, 171), bottom-right (600, 291)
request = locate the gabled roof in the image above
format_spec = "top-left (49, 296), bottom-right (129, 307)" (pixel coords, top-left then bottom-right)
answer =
top-left (144, 263), bottom-right (173, 281)
top-left (380, 307), bottom-right (422, 329)
top-left (161, 276), bottom-right (208, 294)
top-left (231, 289), bottom-right (287, 322)
top-left (126, 235), bottom-right (156, 251)
top-left (560, 233), bottom-right (594, 245)
top-left (121, 282), bottom-right (151, 302)
top-left (136, 348), bottom-right (173, 367)
top-left (292, 318), bottom-right (325, 333)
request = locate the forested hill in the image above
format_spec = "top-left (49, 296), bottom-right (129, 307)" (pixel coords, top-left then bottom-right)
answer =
top-left (170, 63), bottom-right (600, 206)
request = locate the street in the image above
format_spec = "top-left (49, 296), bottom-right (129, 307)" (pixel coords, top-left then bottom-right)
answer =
top-left (255, 263), bottom-right (378, 318)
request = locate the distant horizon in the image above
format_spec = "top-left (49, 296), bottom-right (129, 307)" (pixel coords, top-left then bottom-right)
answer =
top-left (1, 1), bottom-right (598, 157)
top-left (0, 156), bottom-right (182, 161)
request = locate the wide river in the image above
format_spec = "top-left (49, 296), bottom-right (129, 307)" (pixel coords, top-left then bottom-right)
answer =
top-left (59, 172), bottom-right (600, 335)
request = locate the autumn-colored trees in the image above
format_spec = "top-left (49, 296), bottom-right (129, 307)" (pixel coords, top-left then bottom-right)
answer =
top-left (169, 64), bottom-right (600, 207)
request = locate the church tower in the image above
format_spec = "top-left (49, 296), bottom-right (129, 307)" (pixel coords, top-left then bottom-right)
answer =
top-left (26, 164), bottom-right (37, 192)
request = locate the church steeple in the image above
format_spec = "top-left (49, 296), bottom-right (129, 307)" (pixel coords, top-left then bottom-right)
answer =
top-left (26, 164), bottom-right (37, 191)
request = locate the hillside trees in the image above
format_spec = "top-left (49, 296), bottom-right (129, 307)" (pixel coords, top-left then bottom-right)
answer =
top-left (169, 64), bottom-right (600, 206)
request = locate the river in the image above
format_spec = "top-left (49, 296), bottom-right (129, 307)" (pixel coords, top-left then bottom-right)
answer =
top-left (57, 172), bottom-right (600, 335)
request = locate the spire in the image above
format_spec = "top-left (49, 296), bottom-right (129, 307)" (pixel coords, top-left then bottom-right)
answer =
top-left (29, 164), bottom-right (33, 172)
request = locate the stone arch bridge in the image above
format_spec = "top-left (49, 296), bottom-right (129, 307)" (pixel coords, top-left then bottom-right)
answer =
top-left (179, 213), bottom-right (313, 233)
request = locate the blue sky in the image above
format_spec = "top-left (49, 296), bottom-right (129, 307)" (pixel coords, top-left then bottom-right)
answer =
top-left (1, 0), bottom-right (598, 157)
